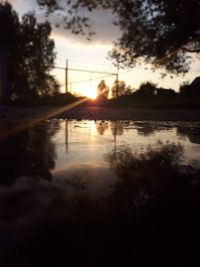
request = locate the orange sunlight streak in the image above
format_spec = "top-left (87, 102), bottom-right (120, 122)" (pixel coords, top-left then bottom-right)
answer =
top-left (0, 98), bottom-right (89, 140)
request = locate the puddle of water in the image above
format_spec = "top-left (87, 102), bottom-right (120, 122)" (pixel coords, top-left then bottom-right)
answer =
top-left (49, 120), bottom-right (200, 195)
top-left (1, 119), bottom-right (200, 196)
top-left (1, 119), bottom-right (200, 266)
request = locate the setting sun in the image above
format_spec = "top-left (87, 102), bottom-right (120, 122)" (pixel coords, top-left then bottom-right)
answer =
top-left (86, 88), bottom-right (97, 99)
top-left (78, 83), bottom-right (97, 99)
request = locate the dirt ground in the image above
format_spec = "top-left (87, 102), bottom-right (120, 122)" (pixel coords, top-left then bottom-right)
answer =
top-left (0, 105), bottom-right (200, 123)
top-left (59, 106), bottom-right (200, 121)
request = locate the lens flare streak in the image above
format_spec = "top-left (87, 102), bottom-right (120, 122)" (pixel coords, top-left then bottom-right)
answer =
top-left (0, 98), bottom-right (88, 140)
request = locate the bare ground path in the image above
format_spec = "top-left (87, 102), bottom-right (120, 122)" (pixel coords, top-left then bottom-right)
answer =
top-left (0, 105), bottom-right (200, 123)
top-left (59, 106), bottom-right (200, 121)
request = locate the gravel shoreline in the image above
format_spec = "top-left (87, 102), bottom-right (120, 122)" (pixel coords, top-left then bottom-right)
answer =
top-left (0, 105), bottom-right (200, 123)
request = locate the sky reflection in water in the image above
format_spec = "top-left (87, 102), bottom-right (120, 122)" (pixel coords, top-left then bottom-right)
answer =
top-left (1, 119), bottom-right (200, 194)
top-left (50, 120), bottom-right (200, 196)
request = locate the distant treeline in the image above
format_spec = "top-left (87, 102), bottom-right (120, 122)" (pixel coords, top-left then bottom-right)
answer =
top-left (106, 77), bottom-right (200, 109)
top-left (11, 77), bottom-right (200, 109)
top-left (110, 76), bottom-right (200, 98)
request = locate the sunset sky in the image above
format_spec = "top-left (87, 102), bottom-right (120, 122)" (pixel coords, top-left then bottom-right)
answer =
top-left (11, 0), bottom-right (200, 98)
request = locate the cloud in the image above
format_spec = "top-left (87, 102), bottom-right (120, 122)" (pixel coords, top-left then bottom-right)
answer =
top-left (10, 0), bottom-right (38, 14)
top-left (46, 11), bottom-right (120, 45)
top-left (11, 0), bottom-right (120, 45)
top-left (34, 6), bottom-right (121, 45)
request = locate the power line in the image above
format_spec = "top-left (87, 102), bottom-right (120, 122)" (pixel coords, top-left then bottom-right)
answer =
top-left (53, 59), bottom-right (119, 94)
top-left (54, 66), bottom-right (117, 76)
top-left (69, 67), bottom-right (117, 76)
top-left (54, 66), bottom-right (66, 70)
top-left (56, 58), bottom-right (114, 69)
top-left (69, 74), bottom-right (115, 85)
top-left (59, 74), bottom-right (115, 88)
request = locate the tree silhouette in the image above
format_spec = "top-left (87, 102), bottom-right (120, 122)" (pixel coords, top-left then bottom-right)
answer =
top-left (180, 77), bottom-right (200, 97)
top-left (0, 2), bottom-right (59, 101)
top-left (136, 81), bottom-right (157, 96)
top-left (0, 1), bottom-right (19, 100)
top-left (111, 80), bottom-right (128, 98)
top-left (97, 80), bottom-right (109, 98)
top-left (37, 0), bottom-right (200, 75)
top-left (108, 0), bottom-right (200, 75)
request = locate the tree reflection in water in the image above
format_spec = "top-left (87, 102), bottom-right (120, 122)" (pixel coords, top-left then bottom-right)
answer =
top-left (177, 125), bottom-right (200, 144)
top-left (111, 121), bottom-right (124, 137)
top-left (0, 120), bottom-right (59, 185)
top-left (103, 143), bottom-right (200, 265)
top-left (96, 121), bottom-right (109, 135)
top-left (105, 142), bottom-right (200, 213)
top-left (105, 143), bottom-right (185, 212)
top-left (134, 121), bottom-right (172, 136)
top-left (1, 141), bottom-right (200, 266)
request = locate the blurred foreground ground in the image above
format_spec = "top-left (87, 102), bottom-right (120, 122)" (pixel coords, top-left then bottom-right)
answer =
top-left (1, 105), bottom-right (200, 122)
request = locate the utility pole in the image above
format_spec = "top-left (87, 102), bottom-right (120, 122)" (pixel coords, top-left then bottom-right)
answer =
top-left (65, 59), bottom-right (68, 93)
top-left (116, 61), bottom-right (120, 98)
top-left (65, 121), bottom-right (68, 153)
top-left (55, 61), bottom-right (117, 95)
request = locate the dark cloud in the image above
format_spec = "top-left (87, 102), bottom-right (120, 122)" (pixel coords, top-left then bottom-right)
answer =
top-left (11, 0), bottom-right (120, 44)
top-left (46, 9), bottom-right (120, 45)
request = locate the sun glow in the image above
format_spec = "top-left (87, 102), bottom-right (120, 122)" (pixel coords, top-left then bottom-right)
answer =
top-left (87, 90), bottom-right (97, 99)
top-left (78, 83), bottom-right (97, 99)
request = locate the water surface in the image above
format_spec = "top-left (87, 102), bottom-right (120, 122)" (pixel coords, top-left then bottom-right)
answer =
top-left (1, 119), bottom-right (200, 266)
top-left (1, 119), bottom-right (200, 194)
top-left (51, 120), bottom-right (200, 194)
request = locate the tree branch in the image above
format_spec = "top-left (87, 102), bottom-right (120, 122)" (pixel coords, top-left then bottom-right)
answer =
top-left (181, 47), bottom-right (200, 53)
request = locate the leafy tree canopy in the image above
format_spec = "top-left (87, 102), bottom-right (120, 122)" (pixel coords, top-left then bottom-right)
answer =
top-left (0, 1), bottom-right (59, 99)
top-left (0, 0), bottom-right (19, 45)
top-left (37, 0), bottom-right (200, 74)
